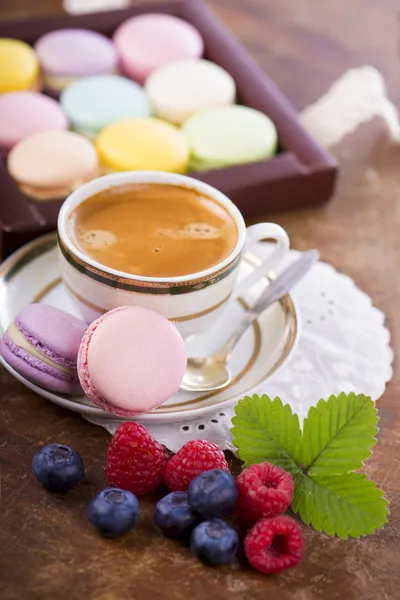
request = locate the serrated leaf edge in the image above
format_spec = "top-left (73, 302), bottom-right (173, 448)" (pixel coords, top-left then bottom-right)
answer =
top-left (231, 391), bottom-right (388, 539)
top-left (303, 392), bottom-right (379, 474)
top-left (231, 394), bottom-right (302, 468)
top-left (292, 473), bottom-right (389, 539)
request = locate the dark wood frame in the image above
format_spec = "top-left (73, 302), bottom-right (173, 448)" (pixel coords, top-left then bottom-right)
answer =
top-left (0, 0), bottom-right (337, 257)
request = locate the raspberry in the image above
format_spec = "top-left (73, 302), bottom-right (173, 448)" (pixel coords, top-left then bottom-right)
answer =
top-left (163, 440), bottom-right (230, 491)
top-left (106, 422), bottom-right (168, 496)
top-left (244, 516), bottom-right (304, 574)
top-left (235, 463), bottom-right (294, 526)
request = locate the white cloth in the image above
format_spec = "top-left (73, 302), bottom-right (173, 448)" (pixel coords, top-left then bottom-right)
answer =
top-left (300, 66), bottom-right (400, 147)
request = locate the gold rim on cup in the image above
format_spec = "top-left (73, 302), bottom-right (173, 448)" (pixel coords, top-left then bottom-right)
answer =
top-left (58, 234), bottom-right (242, 295)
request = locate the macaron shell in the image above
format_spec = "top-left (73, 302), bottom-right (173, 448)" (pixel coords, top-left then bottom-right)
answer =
top-left (96, 118), bottom-right (189, 173)
top-left (146, 59), bottom-right (236, 125)
top-left (189, 154), bottom-right (229, 173)
top-left (183, 105), bottom-right (278, 168)
top-left (60, 75), bottom-right (152, 137)
top-left (35, 29), bottom-right (117, 78)
top-left (43, 74), bottom-right (80, 94)
top-left (78, 306), bottom-right (187, 416)
top-left (17, 182), bottom-right (79, 201)
top-left (0, 39), bottom-right (39, 93)
top-left (113, 13), bottom-right (203, 84)
top-left (8, 130), bottom-right (98, 191)
top-left (1, 333), bottom-right (82, 395)
top-left (15, 304), bottom-right (87, 368)
top-left (0, 92), bottom-right (68, 150)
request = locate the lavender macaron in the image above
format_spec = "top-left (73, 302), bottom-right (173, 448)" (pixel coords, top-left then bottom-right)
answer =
top-left (35, 29), bottom-right (117, 94)
top-left (0, 304), bottom-right (87, 395)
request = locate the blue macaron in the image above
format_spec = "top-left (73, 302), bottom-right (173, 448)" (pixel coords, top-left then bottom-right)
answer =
top-left (60, 74), bottom-right (152, 138)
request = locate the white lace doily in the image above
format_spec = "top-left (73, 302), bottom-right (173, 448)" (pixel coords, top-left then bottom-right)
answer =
top-left (85, 248), bottom-right (394, 452)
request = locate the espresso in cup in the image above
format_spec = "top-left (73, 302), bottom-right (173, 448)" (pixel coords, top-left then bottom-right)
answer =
top-left (69, 183), bottom-right (238, 277)
top-left (59, 171), bottom-right (289, 336)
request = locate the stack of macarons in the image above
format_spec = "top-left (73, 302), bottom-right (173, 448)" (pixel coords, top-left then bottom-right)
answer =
top-left (1, 304), bottom-right (187, 418)
top-left (0, 12), bottom-right (278, 199)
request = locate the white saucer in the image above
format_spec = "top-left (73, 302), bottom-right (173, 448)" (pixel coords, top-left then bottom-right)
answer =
top-left (0, 233), bottom-right (299, 423)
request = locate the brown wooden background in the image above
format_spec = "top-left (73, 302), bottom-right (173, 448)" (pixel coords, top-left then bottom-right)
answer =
top-left (1, 1), bottom-right (400, 599)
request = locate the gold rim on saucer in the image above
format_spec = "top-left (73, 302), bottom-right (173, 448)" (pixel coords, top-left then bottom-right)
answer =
top-left (0, 233), bottom-right (298, 419)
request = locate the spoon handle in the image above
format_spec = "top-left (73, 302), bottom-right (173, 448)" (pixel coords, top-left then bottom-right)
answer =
top-left (218, 250), bottom-right (320, 361)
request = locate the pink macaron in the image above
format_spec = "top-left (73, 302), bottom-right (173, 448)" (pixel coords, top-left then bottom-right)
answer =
top-left (0, 91), bottom-right (68, 151)
top-left (113, 13), bottom-right (204, 84)
top-left (77, 306), bottom-right (187, 417)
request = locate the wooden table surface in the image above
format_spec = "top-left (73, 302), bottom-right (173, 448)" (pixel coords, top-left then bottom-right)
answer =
top-left (1, 1), bottom-right (400, 599)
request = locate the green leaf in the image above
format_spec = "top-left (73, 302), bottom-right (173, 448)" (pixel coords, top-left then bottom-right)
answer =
top-left (302, 393), bottom-right (378, 476)
top-left (231, 392), bottom-right (388, 538)
top-left (231, 395), bottom-right (303, 481)
top-left (292, 473), bottom-right (388, 539)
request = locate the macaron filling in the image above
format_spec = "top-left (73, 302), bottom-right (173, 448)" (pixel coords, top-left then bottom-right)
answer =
top-left (43, 74), bottom-right (80, 92)
top-left (1, 333), bottom-right (79, 385)
top-left (17, 183), bottom-right (83, 201)
top-left (0, 304), bottom-right (87, 395)
top-left (12, 320), bottom-right (76, 370)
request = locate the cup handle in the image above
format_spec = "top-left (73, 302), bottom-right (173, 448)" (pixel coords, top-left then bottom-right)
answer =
top-left (233, 223), bottom-right (290, 298)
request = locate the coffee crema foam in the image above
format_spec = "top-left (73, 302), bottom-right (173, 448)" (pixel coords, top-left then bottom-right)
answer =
top-left (69, 183), bottom-right (238, 277)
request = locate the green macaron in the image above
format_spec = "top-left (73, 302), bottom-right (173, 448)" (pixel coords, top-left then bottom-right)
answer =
top-left (183, 105), bottom-right (278, 171)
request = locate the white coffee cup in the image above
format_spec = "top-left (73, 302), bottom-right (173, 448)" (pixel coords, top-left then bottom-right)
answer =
top-left (58, 171), bottom-right (289, 338)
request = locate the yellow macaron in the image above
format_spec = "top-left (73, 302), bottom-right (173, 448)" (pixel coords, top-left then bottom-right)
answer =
top-left (96, 118), bottom-right (189, 173)
top-left (0, 39), bottom-right (40, 93)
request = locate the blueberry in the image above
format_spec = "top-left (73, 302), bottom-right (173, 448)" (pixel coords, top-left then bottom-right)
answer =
top-left (87, 488), bottom-right (139, 538)
top-left (191, 519), bottom-right (239, 566)
top-left (154, 492), bottom-right (199, 538)
top-left (188, 468), bottom-right (238, 518)
top-left (32, 444), bottom-right (84, 493)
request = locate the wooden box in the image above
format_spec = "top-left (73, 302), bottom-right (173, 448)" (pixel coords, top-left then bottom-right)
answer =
top-left (0, 0), bottom-right (337, 257)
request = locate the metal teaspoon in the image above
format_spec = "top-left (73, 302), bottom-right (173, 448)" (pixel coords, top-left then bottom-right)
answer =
top-left (180, 250), bottom-right (319, 392)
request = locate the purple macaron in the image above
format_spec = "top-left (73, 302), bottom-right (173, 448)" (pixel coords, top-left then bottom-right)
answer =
top-left (35, 29), bottom-right (118, 94)
top-left (1, 304), bottom-right (87, 395)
